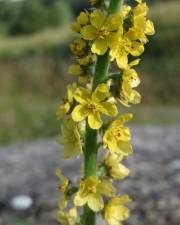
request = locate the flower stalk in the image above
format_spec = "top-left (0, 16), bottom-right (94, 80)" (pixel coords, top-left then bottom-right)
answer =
top-left (56, 0), bottom-right (155, 225)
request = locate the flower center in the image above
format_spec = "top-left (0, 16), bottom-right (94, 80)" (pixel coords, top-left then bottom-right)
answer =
top-left (119, 38), bottom-right (131, 52)
top-left (98, 27), bottom-right (109, 39)
top-left (88, 103), bottom-right (96, 112)
top-left (87, 186), bottom-right (97, 194)
top-left (115, 128), bottom-right (122, 140)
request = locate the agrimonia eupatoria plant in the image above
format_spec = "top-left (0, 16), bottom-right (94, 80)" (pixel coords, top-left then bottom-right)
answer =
top-left (56, 0), bottom-right (155, 225)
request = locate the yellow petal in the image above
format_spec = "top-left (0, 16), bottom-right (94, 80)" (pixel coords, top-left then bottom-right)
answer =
top-left (77, 12), bottom-right (89, 25)
top-left (59, 195), bottom-right (68, 209)
top-left (68, 65), bottom-right (82, 76)
top-left (129, 59), bottom-right (141, 67)
top-left (87, 194), bottom-right (104, 212)
top-left (69, 207), bottom-right (77, 218)
top-left (72, 104), bottom-right (89, 122)
top-left (116, 141), bottom-right (133, 156)
top-left (71, 21), bottom-right (81, 33)
top-left (56, 102), bottom-right (70, 119)
top-left (123, 68), bottom-right (140, 88)
top-left (88, 111), bottom-right (103, 129)
top-left (90, 9), bottom-right (106, 29)
top-left (74, 87), bottom-right (91, 103)
top-left (107, 32), bottom-right (120, 50)
top-left (116, 53), bottom-right (128, 69)
top-left (106, 137), bottom-right (120, 153)
top-left (105, 14), bottom-right (122, 31)
top-left (112, 113), bottom-right (133, 127)
top-left (130, 90), bottom-right (141, 104)
top-left (113, 205), bottom-right (130, 221)
top-left (63, 130), bottom-right (82, 159)
top-left (99, 180), bottom-right (116, 197)
top-left (92, 38), bottom-right (108, 55)
top-left (98, 102), bottom-right (118, 116)
top-left (130, 42), bottom-right (144, 56)
top-left (81, 25), bottom-right (97, 40)
top-left (118, 195), bottom-right (132, 204)
top-left (74, 192), bottom-right (87, 206)
top-left (121, 5), bottom-right (131, 18)
top-left (111, 163), bottom-right (130, 180)
top-left (145, 20), bottom-right (155, 35)
top-left (92, 83), bottom-right (110, 102)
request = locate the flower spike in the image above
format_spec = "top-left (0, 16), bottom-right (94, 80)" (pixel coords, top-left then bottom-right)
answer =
top-left (56, 0), bottom-right (155, 225)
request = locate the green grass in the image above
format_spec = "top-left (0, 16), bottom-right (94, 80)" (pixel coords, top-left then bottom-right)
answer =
top-left (8, 216), bottom-right (36, 225)
top-left (0, 92), bottom-right (61, 144)
top-left (0, 27), bottom-right (72, 59)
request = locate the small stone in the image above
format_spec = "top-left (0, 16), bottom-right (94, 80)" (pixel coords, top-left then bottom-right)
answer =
top-left (10, 195), bottom-right (33, 211)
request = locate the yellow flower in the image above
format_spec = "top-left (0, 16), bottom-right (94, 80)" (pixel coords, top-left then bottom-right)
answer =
top-left (71, 11), bottom-right (89, 33)
top-left (71, 83), bottom-right (118, 129)
top-left (56, 169), bottom-right (70, 209)
top-left (71, 21), bottom-right (81, 33)
top-left (110, 35), bottom-right (144, 69)
top-left (68, 65), bottom-right (83, 76)
top-left (58, 118), bottom-right (82, 159)
top-left (103, 114), bottom-right (133, 156)
top-left (119, 79), bottom-right (141, 107)
top-left (103, 153), bottom-right (129, 180)
top-left (121, 5), bottom-right (131, 18)
top-left (104, 195), bottom-right (132, 225)
top-left (117, 59), bottom-right (141, 107)
top-left (71, 11), bottom-right (90, 33)
top-left (78, 54), bottom-right (95, 66)
top-left (81, 9), bottom-right (122, 55)
top-left (68, 65), bottom-right (89, 83)
top-left (77, 11), bottom-right (90, 26)
top-left (70, 38), bottom-right (87, 57)
top-left (56, 83), bottom-right (77, 119)
top-left (126, 0), bottom-right (155, 43)
top-left (123, 59), bottom-right (141, 88)
top-left (74, 176), bottom-right (116, 212)
top-left (57, 207), bottom-right (77, 225)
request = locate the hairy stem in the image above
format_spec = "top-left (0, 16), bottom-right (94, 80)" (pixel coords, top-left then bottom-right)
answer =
top-left (83, 0), bottom-right (124, 225)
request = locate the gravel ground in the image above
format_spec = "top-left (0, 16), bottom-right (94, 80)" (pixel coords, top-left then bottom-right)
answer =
top-left (0, 126), bottom-right (180, 225)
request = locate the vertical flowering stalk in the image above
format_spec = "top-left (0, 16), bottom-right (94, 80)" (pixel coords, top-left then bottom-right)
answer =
top-left (56, 0), bottom-right (155, 225)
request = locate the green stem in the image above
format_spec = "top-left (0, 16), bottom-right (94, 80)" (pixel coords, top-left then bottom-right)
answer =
top-left (83, 1), bottom-right (124, 225)
top-left (84, 126), bottom-right (98, 177)
top-left (92, 51), bottom-right (110, 91)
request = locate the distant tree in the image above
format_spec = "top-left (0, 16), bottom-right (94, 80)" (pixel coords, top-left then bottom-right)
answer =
top-left (45, 0), bottom-right (72, 27)
top-left (0, 0), bottom-right (20, 35)
top-left (68, 0), bottom-right (88, 15)
top-left (10, 0), bottom-right (48, 35)
top-left (0, 0), bottom-right (72, 36)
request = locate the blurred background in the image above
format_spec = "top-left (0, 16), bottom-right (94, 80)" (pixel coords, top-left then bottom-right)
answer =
top-left (0, 0), bottom-right (179, 225)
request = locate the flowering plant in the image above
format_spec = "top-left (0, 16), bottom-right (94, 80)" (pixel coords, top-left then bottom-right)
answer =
top-left (56, 0), bottom-right (154, 225)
